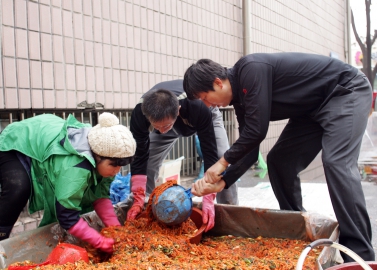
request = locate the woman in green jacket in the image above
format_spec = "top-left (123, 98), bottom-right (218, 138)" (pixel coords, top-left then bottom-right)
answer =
top-left (0, 112), bottom-right (136, 253)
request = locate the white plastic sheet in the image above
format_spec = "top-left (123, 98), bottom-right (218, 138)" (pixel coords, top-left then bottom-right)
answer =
top-left (359, 112), bottom-right (377, 164)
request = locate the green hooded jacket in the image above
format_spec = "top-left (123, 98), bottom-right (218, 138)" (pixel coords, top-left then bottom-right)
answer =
top-left (0, 114), bottom-right (113, 227)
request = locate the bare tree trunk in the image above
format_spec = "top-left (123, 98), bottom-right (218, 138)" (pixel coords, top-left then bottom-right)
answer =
top-left (351, 0), bottom-right (376, 88)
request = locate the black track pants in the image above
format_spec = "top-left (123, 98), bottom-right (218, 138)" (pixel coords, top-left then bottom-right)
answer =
top-left (0, 150), bottom-right (31, 235)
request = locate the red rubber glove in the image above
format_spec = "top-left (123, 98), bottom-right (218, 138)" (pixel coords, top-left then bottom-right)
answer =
top-left (202, 193), bottom-right (216, 232)
top-left (68, 218), bottom-right (115, 253)
top-left (93, 198), bottom-right (121, 227)
top-left (126, 175), bottom-right (147, 220)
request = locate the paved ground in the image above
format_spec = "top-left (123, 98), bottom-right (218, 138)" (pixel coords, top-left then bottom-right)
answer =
top-left (181, 167), bottom-right (377, 261)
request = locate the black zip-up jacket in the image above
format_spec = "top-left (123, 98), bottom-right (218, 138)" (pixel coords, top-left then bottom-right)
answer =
top-left (222, 52), bottom-right (359, 187)
top-left (130, 80), bottom-right (218, 176)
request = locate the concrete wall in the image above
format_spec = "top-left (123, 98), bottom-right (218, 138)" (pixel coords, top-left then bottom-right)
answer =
top-left (244, 0), bottom-right (346, 180)
top-left (0, 0), bottom-right (347, 110)
top-left (0, 0), bottom-right (243, 109)
top-left (245, 0), bottom-right (347, 57)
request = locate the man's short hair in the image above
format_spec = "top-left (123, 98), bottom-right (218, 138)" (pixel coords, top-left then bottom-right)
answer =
top-left (183, 59), bottom-right (228, 100)
top-left (141, 89), bottom-right (179, 122)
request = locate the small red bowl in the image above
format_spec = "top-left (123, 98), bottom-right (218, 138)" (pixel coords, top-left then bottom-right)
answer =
top-left (189, 207), bottom-right (207, 244)
top-left (8, 243), bottom-right (89, 270)
top-left (46, 243), bottom-right (89, 264)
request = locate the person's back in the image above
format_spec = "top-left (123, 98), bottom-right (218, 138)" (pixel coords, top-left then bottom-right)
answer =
top-left (150, 79), bottom-right (185, 97)
top-left (229, 53), bottom-right (358, 120)
top-left (0, 114), bottom-right (70, 161)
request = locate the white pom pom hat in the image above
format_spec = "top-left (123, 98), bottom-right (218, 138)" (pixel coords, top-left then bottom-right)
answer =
top-left (88, 112), bottom-right (136, 158)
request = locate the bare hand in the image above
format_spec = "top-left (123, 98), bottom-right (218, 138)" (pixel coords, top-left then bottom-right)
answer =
top-left (191, 178), bottom-right (226, 196)
top-left (204, 158), bottom-right (228, 184)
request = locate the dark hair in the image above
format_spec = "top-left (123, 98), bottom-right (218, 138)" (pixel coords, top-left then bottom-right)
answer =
top-left (97, 155), bottom-right (135, 167)
top-left (141, 89), bottom-right (179, 122)
top-left (183, 59), bottom-right (228, 100)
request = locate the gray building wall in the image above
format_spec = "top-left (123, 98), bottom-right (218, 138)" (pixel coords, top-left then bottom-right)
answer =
top-left (0, 1), bottom-right (347, 110)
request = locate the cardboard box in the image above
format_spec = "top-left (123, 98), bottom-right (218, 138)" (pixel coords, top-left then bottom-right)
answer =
top-left (155, 156), bottom-right (184, 187)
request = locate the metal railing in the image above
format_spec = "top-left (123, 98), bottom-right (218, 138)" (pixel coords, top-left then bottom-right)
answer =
top-left (0, 108), bottom-right (238, 177)
top-left (0, 108), bottom-right (325, 184)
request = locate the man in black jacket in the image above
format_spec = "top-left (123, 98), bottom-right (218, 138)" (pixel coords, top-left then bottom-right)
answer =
top-left (182, 53), bottom-right (375, 262)
top-left (126, 79), bottom-right (238, 231)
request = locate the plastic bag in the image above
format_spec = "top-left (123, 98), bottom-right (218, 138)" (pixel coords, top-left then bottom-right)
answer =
top-left (359, 112), bottom-right (377, 162)
top-left (195, 135), bottom-right (203, 159)
top-left (302, 211), bottom-right (338, 242)
top-left (110, 172), bottom-right (131, 204)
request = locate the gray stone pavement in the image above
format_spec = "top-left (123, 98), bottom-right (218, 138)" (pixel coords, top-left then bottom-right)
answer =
top-left (181, 167), bottom-right (377, 261)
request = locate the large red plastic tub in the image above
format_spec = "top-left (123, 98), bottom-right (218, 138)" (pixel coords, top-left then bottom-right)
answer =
top-left (327, 262), bottom-right (377, 269)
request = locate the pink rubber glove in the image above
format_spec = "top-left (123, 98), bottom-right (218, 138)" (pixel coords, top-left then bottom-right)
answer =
top-left (68, 218), bottom-right (115, 253)
top-left (126, 175), bottom-right (147, 220)
top-left (202, 193), bottom-right (216, 232)
top-left (93, 198), bottom-right (121, 227)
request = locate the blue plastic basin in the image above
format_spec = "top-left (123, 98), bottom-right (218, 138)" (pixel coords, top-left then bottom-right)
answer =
top-left (152, 185), bottom-right (193, 226)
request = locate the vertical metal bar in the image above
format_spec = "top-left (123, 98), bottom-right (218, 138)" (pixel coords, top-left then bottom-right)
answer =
top-left (9, 113), bottom-right (12, 124)
top-left (230, 109), bottom-right (234, 144)
top-left (190, 136), bottom-right (193, 176)
top-left (175, 137), bottom-right (179, 160)
top-left (192, 136), bottom-right (195, 176)
top-left (184, 137), bottom-right (187, 176)
top-left (184, 137), bottom-right (188, 176)
top-left (190, 136), bottom-right (192, 176)
top-left (180, 137), bottom-right (186, 176)
top-left (230, 109), bottom-right (233, 144)
top-left (178, 137), bottom-right (185, 174)
top-left (188, 136), bottom-right (193, 176)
